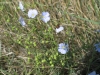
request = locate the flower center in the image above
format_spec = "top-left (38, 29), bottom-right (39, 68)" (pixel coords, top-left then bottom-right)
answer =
top-left (62, 46), bottom-right (65, 49)
top-left (32, 14), bottom-right (34, 17)
top-left (42, 16), bottom-right (44, 18)
top-left (42, 16), bottom-right (45, 18)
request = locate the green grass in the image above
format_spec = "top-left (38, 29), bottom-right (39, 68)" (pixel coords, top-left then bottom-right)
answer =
top-left (0, 0), bottom-right (100, 75)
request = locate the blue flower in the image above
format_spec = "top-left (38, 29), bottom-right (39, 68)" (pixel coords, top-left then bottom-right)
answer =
top-left (19, 17), bottom-right (26, 27)
top-left (94, 42), bottom-right (100, 52)
top-left (88, 71), bottom-right (96, 75)
top-left (58, 43), bottom-right (69, 54)
top-left (88, 71), bottom-right (99, 75)
top-left (28, 9), bottom-right (38, 18)
top-left (41, 12), bottom-right (50, 23)
top-left (56, 26), bottom-right (64, 34)
top-left (96, 29), bottom-right (100, 32)
top-left (19, 1), bottom-right (25, 11)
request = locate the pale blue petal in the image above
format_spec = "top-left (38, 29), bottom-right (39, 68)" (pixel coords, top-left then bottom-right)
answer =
top-left (19, 2), bottom-right (24, 11)
top-left (58, 49), bottom-right (67, 54)
top-left (59, 43), bottom-right (65, 47)
top-left (19, 17), bottom-right (26, 27)
top-left (88, 71), bottom-right (96, 75)
top-left (94, 42), bottom-right (100, 52)
top-left (96, 29), bottom-right (100, 32)
top-left (41, 16), bottom-right (50, 23)
top-left (58, 43), bottom-right (69, 54)
top-left (42, 12), bottom-right (49, 17)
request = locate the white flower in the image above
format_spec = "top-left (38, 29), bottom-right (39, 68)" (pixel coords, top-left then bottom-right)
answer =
top-left (19, 17), bottom-right (26, 27)
top-left (28, 9), bottom-right (38, 18)
top-left (88, 71), bottom-right (97, 75)
top-left (41, 12), bottom-right (50, 23)
top-left (19, 1), bottom-right (24, 11)
top-left (58, 43), bottom-right (69, 54)
top-left (56, 26), bottom-right (64, 33)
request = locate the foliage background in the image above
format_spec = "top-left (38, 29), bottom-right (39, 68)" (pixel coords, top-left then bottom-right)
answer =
top-left (0, 0), bottom-right (100, 75)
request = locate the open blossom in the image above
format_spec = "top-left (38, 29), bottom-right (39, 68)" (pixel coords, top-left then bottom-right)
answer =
top-left (58, 43), bottom-right (69, 54)
top-left (94, 42), bottom-right (100, 52)
top-left (41, 12), bottom-right (50, 23)
top-left (88, 71), bottom-right (99, 75)
top-left (19, 1), bottom-right (24, 11)
top-left (19, 17), bottom-right (26, 27)
top-left (96, 29), bottom-right (100, 32)
top-left (28, 9), bottom-right (38, 18)
top-left (88, 71), bottom-right (96, 75)
top-left (56, 26), bottom-right (64, 33)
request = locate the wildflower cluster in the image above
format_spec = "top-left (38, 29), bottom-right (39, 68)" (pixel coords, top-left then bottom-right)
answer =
top-left (19, 1), bottom-right (50, 27)
top-left (18, 1), bottom-right (69, 54)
